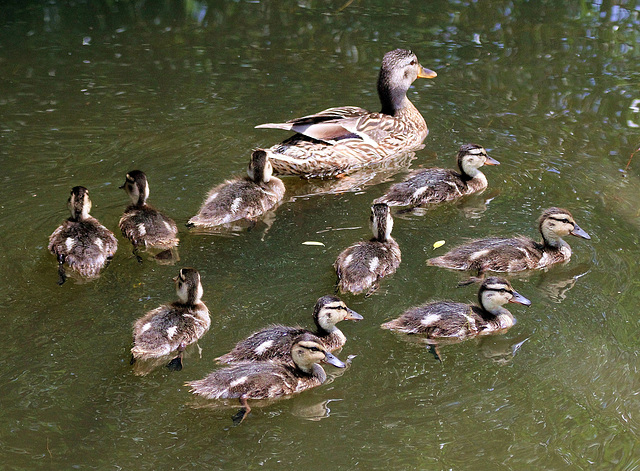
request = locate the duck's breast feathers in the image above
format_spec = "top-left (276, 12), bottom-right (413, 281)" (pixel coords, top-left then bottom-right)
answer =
top-left (119, 205), bottom-right (178, 247)
top-left (382, 301), bottom-right (476, 338)
top-left (428, 236), bottom-right (543, 272)
top-left (187, 362), bottom-right (316, 400)
top-left (215, 325), bottom-right (307, 364)
top-left (49, 218), bottom-right (117, 275)
top-left (189, 177), bottom-right (284, 227)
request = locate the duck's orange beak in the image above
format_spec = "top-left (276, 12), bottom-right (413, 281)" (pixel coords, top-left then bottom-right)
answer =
top-left (418, 66), bottom-right (437, 79)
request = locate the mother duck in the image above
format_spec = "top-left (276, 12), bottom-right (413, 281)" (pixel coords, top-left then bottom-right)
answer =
top-left (256, 49), bottom-right (437, 178)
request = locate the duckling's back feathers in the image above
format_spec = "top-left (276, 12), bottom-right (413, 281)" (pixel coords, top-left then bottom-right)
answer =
top-left (427, 236), bottom-right (549, 273)
top-left (335, 238), bottom-right (401, 295)
top-left (215, 325), bottom-right (311, 364)
top-left (132, 301), bottom-right (210, 359)
top-left (48, 218), bottom-right (118, 278)
top-left (375, 168), bottom-right (471, 206)
top-left (119, 204), bottom-right (178, 248)
top-left (187, 361), bottom-right (323, 400)
top-left (188, 177), bottom-right (285, 227)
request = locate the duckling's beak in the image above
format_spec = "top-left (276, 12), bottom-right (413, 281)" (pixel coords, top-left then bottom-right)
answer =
top-left (172, 276), bottom-right (178, 282)
top-left (509, 291), bottom-right (532, 306)
top-left (417, 66), bottom-right (437, 79)
top-left (484, 155), bottom-right (500, 166)
top-left (570, 224), bottom-right (591, 240)
top-left (119, 182), bottom-right (126, 189)
top-left (345, 308), bottom-right (364, 321)
top-left (322, 351), bottom-right (346, 369)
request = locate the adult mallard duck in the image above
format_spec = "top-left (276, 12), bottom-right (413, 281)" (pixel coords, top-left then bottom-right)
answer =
top-left (256, 49), bottom-right (437, 178)
top-left (187, 333), bottom-right (346, 424)
top-left (381, 277), bottom-right (531, 356)
top-left (48, 186), bottom-right (118, 285)
top-left (215, 295), bottom-right (362, 365)
top-left (131, 268), bottom-right (210, 374)
top-left (334, 203), bottom-right (401, 296)
top-left (119, 170), bottom-right (179, 263)
top-left (187, 150), bottom-right (285, 228)
top-left (374, 144), bottom-right (499, 207)
top-left (427, 207), bottom-right (591, 277)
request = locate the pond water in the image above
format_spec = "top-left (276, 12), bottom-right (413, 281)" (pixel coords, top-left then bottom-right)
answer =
top-left (1, 1), bottom-right (640, 469)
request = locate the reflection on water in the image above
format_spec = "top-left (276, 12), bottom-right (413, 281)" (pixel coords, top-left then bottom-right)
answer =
top-left (2, 0), bottom-right (640, 469)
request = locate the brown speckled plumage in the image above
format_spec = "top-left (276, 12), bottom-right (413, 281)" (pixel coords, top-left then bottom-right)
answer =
top-left (215, 296), bottom-right (362, 365)
top-left (335, 203), bottom-right (401, 296)
top-left (381, 277), bottom-right (531, 340)
top-left (188, 150), bottom-right (285, 228)
top-left (375, 144), bottom-right (498, 207)
top-left (256, 49), bottom-right (437, 178)
top-left (427, 207), bottom-right (591, 275)
top-left (48, 186), bottom-right (117, 283)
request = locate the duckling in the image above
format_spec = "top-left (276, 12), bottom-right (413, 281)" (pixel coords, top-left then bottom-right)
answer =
top-left (255, 49), bottom-right (437, 178)
top-left (381, 277), bottom-right (531, 356)
top-left (215, 295), bottom-right (362, 365)
top-left (187, 150), bottom-right (285, 229)
top-left (427, 207), bottom-right (591, 278)
top-left (131, 267), bottom-right (210, 373)
top-left (334, 203), bottom-right (401, 296)
top-left (48, 186), bottom-right (118, 285)
top-left (187, 332), bottom-right (346, 424)
top-left (119, 170), bottom-right (179, 263)
top-left (374, 144), bottom-right (499, 207)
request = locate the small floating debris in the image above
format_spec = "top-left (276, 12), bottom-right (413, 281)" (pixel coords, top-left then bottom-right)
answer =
top-left (432, 240), bottom-right (445, 249)
top-left (302, 241), bottom-right (325, 247)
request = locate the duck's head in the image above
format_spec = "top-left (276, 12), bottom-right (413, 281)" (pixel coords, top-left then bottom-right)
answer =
top-left (291, 333), bottom-right (346, 373)
top-left (120, 170), bottom-right (149, 206)
top-left (538, 207), bottom-right (591, 247)
top-left (478, 277), bottom-right (531, 314)
top-left (378, 49), bottom-right (437, 116)
top-left (247, 150), bottom-right (273, 184)
top-left (313, 295), bottom-right (363, 333)
top-left (68, 186), bottom-right (92, 221)
top-left (174, 267), bottom-right (204, 304)
top-left (371, 202), bottom-right (393, 242)
top-left (457, 144), bottom-right (499, 178)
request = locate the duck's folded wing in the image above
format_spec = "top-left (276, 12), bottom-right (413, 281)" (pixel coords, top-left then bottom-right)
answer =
top-left (256, 106), bottom-right (377, 144)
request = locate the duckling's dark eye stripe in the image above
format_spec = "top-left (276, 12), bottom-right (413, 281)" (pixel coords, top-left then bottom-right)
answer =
top-left (548, 216), bottom-right (573, 225)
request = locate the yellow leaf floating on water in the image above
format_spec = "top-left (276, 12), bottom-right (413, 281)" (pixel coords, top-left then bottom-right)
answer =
top-left (433, 240), bottom-right (445, 249)
top-left (302, 241), bottom-right (325, 246)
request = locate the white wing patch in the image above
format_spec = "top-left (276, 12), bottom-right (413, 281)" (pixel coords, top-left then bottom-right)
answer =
top-left (420, 314), bottom-right (441, 326)
top-left (166, 326), bottom-right (178, 339)
top-left (230, 197), bottom-right (242, 213)
top-left (230, 376), bottom-right (248, 387)
top-left (469, 249), bottom-right (491, 261)
top-left (343, 254), bottom-right (353, 266)
top-left (94, 238), bottom-right (104, 250)
top-left (255, 340), bottom-right (274, 355)
top-left (65, 237), bottom-right (75, 252)
top-left (137, 223), bottom-right (147, 236)
top-left (369, 257), bottom-right (380, 272)
top-left (141, 322), bottom-right (152, 333)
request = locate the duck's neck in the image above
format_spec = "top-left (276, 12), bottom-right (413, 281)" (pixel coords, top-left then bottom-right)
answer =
top-left (378, 70), bottom-right (412, 116)
top-left (541, 228), bottom-right (570, 251)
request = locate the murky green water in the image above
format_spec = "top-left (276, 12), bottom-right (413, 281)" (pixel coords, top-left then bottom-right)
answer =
top-left (2, 1), bottom-right (640, 469)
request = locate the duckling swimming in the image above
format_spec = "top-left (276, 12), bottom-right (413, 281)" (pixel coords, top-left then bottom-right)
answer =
top-left (374, 144), bottom-right (499, 208)
top-left (48, 186), bottom-right (118, 285)
top-left (119, 170), bottom-right (179, 263)
top-left (187, 150), bottom-right (285, 229)
top-left (131, 267), bottom-right (210, 374)
top-left (427, 207), bottom-right (591, 278)
top-left (187, 333), bottom-right (345, 424)
top-left (381, 277), bottom-right (530, 357)
top-left (215, 295), bottom-right (362, 365)
top-left (255, 49), bottom-right (437, 178)
top-left (334, 203), bottom-right (401, 296)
